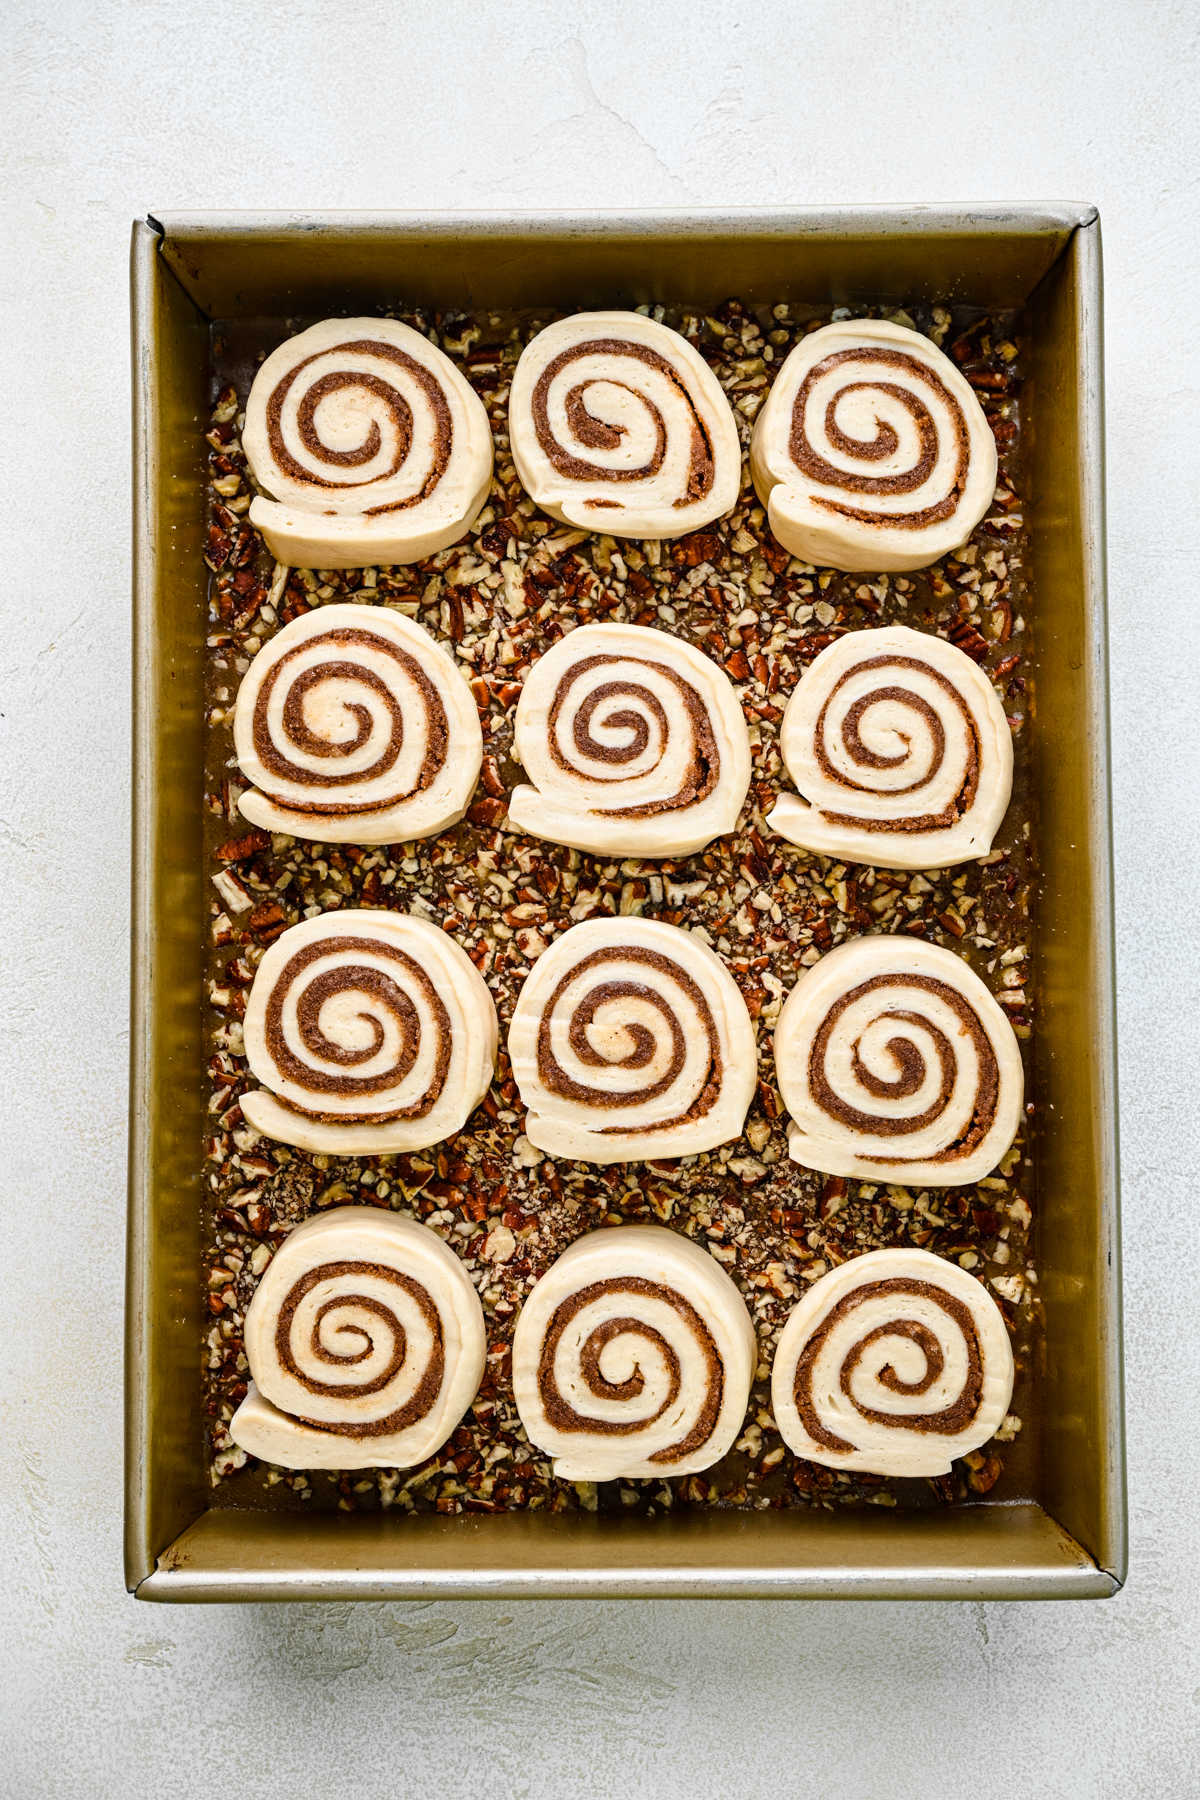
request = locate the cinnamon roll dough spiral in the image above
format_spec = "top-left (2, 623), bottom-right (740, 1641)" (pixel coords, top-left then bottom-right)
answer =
top-left (509, 622), bottom-right (751, 857)
top-left (233, 603), bottom-right (482, 844)
top-left (242, 910), bottom-right (498, 1155)
top-left (767, 626), bottom-right (1013, 869)
top-left (508, 312), bottom-right (741, 538)
top-left (509, 916), bottom-right (756, 1165)
top-left (771, 1247), bottom-right (1014, 1477)
top-left (512, 1226), bottom-right (756, 1480)
top-left (750, 320), bottom-right (997, 572)
top-left (243, 317), bottom-right (493, 568)
top-left (229, 1207), bottom-right (486, 1470)
top-left (774, 935), bottom-right (1023, 1185)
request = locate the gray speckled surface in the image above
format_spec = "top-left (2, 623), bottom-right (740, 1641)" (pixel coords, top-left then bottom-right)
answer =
top-left (3, 2), bottom-right (1198, 1794)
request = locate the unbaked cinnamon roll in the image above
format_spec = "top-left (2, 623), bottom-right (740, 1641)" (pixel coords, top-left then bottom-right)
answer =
top-left (774, 935), bottom-right (1022, 1185)
top-left (509, 917), bottom-right (756, 1165)
top-left (243, 317), bottom-right (493, 568)
top-left (750, 320), bottom-right (997, 572)
top-left (508, 312), bottom-right (741, 538)
top-left (229, 1207), bottom-right (486, 1470)
top-left (771, 1247), bottom-right (1014, 1477)
top-left (233, 603), bottom-right (482, 844)
top-left (508, 622), bottom-right (751, 857)
top-left (241, 910), bottom-right (498, 1154)
top-left (767, 625), bottom-right (1013, 869)
top-left (512, 1225), bottom-right (756, 1480)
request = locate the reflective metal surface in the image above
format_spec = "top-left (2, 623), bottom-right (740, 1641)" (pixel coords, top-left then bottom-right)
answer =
top-left (128, 208), bottom-right (1123, 1601)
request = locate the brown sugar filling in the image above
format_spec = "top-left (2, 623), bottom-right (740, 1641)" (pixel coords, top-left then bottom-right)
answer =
top-left (792, 1276), bottom-right (984, 1453)
top-left (788, 348), bottom-right (970, 530)
top-left (811, 654), bottom-right (980, 834)
top-left (262, 935), bottom-right (451, 1118)
top-left (807, 972), bottom-right (999, 1162)
top-left (531, 337), bottom-right (714, 508)
top-left (536, 944), bottom-right (722, 1133)
top-left (265, 337), bottom-right (452, 513)
top-left (273, 1259), bottom-right (444, 1438)
top-left (546, 652), bottom-right (719, 819)
top-left (537, 1275), bottom-right (723, 1463)
top-left (252, 627), bottom-right (448, 816)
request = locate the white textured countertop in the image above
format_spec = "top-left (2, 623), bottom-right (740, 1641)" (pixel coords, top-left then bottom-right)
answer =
top-left (4, 2), bottom-right (1198, 1794)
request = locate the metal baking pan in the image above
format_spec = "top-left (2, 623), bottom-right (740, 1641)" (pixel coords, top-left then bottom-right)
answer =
top-left (128, 207), bottom-right (1124, 1600)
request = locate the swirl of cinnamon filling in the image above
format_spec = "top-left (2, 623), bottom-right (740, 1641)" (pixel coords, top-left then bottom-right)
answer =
top-left (750, 320), bottom-right (997, 572)
top-left (512, 1226), bottom-right (756, 1479)
top-left (771, 1248), bottom-right (1014, 1477)
top-left (241, 910), bottom-right (498, 1155)
top-left (229, 1208), bottom-right (486, 1471)
top-left (767, 625), bottom-right (1013, 869)
top-left (232, 603), bottom-right (482, 844)
top-left (242, 317), bottom-right (493, 569)
top-left (774, 935), bottom-right (1023, 1185)
top-left (508, 312), bottom-right (741, 538)
top-left (508, 917), bottom-right (756, 1165)
top-left (508, 623), bottom-right (751, 857)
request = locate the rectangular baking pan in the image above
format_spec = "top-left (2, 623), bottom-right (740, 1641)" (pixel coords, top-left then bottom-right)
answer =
top-left (128, 207), bottom-right (1124, 1600)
